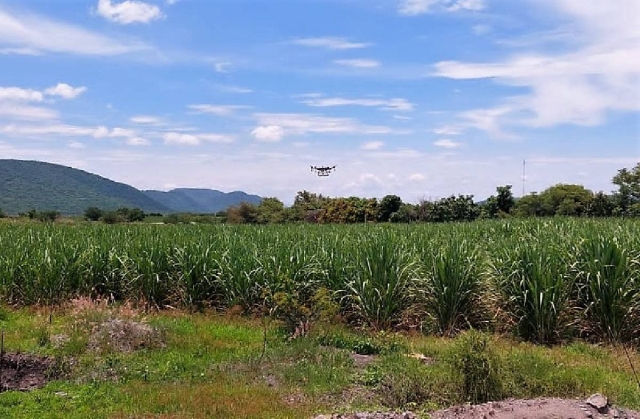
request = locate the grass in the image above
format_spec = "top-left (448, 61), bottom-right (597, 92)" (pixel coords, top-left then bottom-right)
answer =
top-left (1, 306), bottom-right (639, 419)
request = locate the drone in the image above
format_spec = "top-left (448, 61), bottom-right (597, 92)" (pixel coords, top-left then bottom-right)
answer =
top-left (311, 165), bottom-right (336, 177)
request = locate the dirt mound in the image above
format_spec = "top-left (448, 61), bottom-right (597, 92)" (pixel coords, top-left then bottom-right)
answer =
top-left (0, 353), bottom-right (56, 392)
top-left (314, 413), bottom-right (415, 419)
top-left (430, 397), bottom-right (640, 419)
top-left (88, 319), bottom-right (164, 353)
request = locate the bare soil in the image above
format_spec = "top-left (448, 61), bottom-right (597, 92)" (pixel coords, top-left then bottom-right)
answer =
top-left (0, 353), bottom-right (56, 392)
top-left (430, 398), bottom-right (640, 419)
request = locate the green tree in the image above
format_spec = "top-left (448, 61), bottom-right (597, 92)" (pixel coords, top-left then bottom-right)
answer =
top-left (586, 192), bottom-right (614, 217)
top-left (390, 203), bottom-right (417, 223)
top-left (84, 206), bottom-right (103, 221)
top-left (612, 163), bottom-right (640, 214)
top-left (513, 193), bottom-right (544, 217)
top-left (37, 210), bottom-right (60, 222)
top-left (128, 208), bottom-right (146, 222)
top-left (480, 196), bottom-right (499, 219)
top-left (101, 211), bottom-right (121, 224)
top-left (226, 202), bottom-right (259, 224)
top-left (496, 185), bottom-right (515, 214)
top-left (290, 190), bottom-right (327, 222)
top-left (257, 197), bottom-right (286, 224)
top-left (539, 184), bottom-right (593, 216)
top-left (378, 195), bottom-right (402, 222)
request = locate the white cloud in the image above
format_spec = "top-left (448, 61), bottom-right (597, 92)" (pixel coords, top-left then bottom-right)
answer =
top-left (0, 87), bottom-right (44, 102)
top-left (361, 141), bottom-right (384, 150)
top-left (0, 105), bottom-right (58, 120)
top-left (251, 125), bottom-right (285, 142)
top-left (409, 173), bottom-right (426, 181)
top-left (96, 0), bottom-right (164, 24)
top-left (399, 0), bottom-right (438, 15)
top-left (433, 139), bottom-right (463, 148)
top-left (433, 126), bottom-right (463, 135)
top-left (301, 97), bottom-right (413, 112)
top-left (447, 0), bottom-right (485, 12)
top-left (68, 141), bottom-right (86, 149)
top-left (109, 127), bottom-right (137, 138)
top-left (130, 115), bottom-right (162, 124)
top-left (432, 0), bottom-right (640, 132)
top-left (292, 37), bottom-right (371, 50)
top-left (214, 84), bottom-right (253, 94)
top-left (127, 137), bottom-right (150, 146)
top-left (44, 83), bottom-right (87, 99)
top-left (458, 106), bottom-right (516, 138)
top-left (0, 47), bottom-right (41, 56)
top-left (398, 0), bottom-right (485, 15)
top-left (473, 24), bottom-right (492, 35)
top-left (252, 113), bottom-right (395, 141)
top-left (163, 132), bottom-right (234, 145)
top-left (0, 84), bottom-right (86, 105)
top-left (0, 123), bottom-right (144, 140)
top-left (214, 62), bottom-right (230, 73)
top-left (0, 6), bottom-right (149, 55)
top-left (188, 104), bottom-right (250, 116)
top-left (334, 59), bottom-right (380, 68)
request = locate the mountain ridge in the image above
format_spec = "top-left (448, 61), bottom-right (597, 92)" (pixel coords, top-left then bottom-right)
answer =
top-left (0, 159), bottom-right (262, 215)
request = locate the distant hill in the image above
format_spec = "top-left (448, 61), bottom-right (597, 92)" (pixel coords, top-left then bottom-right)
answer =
top-left (0, 159), bottom-right (169, 215)
top-left (143, 188), bottom-right (262, 213)
top-left (0, 160), bottom-right (262, 215)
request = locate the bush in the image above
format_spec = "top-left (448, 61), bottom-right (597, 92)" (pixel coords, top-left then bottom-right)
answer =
top-left (37, 210), bottom-right (60, 222)
top-left (379, 357), bottom-right (433, 408)
top-left (316, 328), bottom-right (405, 355)
top-left (84, 207), bottom-right (103, 221)
top-left (100, 211), bottom-right (121, 224)
top-left (451, 330), bottom-right (502, 404)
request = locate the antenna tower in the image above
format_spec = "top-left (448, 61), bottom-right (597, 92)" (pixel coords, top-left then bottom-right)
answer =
top-left (522, 159), bottom-right (526, 196)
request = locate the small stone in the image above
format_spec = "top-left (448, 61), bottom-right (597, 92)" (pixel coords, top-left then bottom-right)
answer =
top-left (586, 393), bottom-right (609, 413)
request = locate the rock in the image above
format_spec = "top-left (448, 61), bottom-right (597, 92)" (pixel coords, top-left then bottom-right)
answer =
top-left (312, 412), bottom-right (417, 419)
top-left (586, 393), bottom-right (609, 413)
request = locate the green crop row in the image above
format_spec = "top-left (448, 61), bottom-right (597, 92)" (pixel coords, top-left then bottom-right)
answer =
top-left (0, 218), bottom-right (638, 345)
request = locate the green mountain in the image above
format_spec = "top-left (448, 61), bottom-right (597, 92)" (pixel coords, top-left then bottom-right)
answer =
top-left (0, 159), bottom-right (169, 215)
top-left (143, 188), bottom-right (262, 213)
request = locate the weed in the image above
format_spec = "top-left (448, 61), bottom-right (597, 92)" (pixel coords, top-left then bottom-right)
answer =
top-left (450, 330), bottom-right (502, 404)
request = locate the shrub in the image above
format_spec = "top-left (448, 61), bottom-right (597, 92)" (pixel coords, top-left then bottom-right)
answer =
top-left (84, 207), bottom-right (103, 221)
top-left (100, 211), bottom-right (121, 224)
top-left (379, 357), bottom-right (433, 408)
top-left (37, 210), bottom-right (60, 222)
top-left (450, 330), bottom-right (502, 404)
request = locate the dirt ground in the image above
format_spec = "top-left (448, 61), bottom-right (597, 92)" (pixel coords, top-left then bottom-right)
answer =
top-left (430, 397), bottom-right (640, 419)
top-left (0, 353), bottom-right (56, 392)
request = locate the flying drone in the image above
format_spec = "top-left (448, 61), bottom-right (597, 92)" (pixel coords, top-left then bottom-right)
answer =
top-left (311, 165), bottom-right (336, 177)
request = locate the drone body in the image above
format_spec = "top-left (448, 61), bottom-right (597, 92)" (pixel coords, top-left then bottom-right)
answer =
top-left (311, 165), bottom-right (336, 177)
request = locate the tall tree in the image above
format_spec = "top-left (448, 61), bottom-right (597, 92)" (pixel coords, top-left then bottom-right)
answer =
top-left (612, 163), bottom-right (640, 214)
top-left (539, 184), bottom-right (593, 216)
top-left (378, 195), bottom-right (402, 222)
top-left (496, 185), bottom-right (515, 214)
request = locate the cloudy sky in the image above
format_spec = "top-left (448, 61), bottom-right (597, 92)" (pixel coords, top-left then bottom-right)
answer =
top-left (0, 0), bottom-right (638, 203)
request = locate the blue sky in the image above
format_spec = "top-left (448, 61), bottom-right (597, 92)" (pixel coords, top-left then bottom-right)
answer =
top-left (0, 0), bottom-right (638, 203)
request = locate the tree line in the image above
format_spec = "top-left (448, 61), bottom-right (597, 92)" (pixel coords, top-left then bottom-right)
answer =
top-left (226, 163), bottom-right (640, 224)
top-left (1, 163), bottom-right (637, 224)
